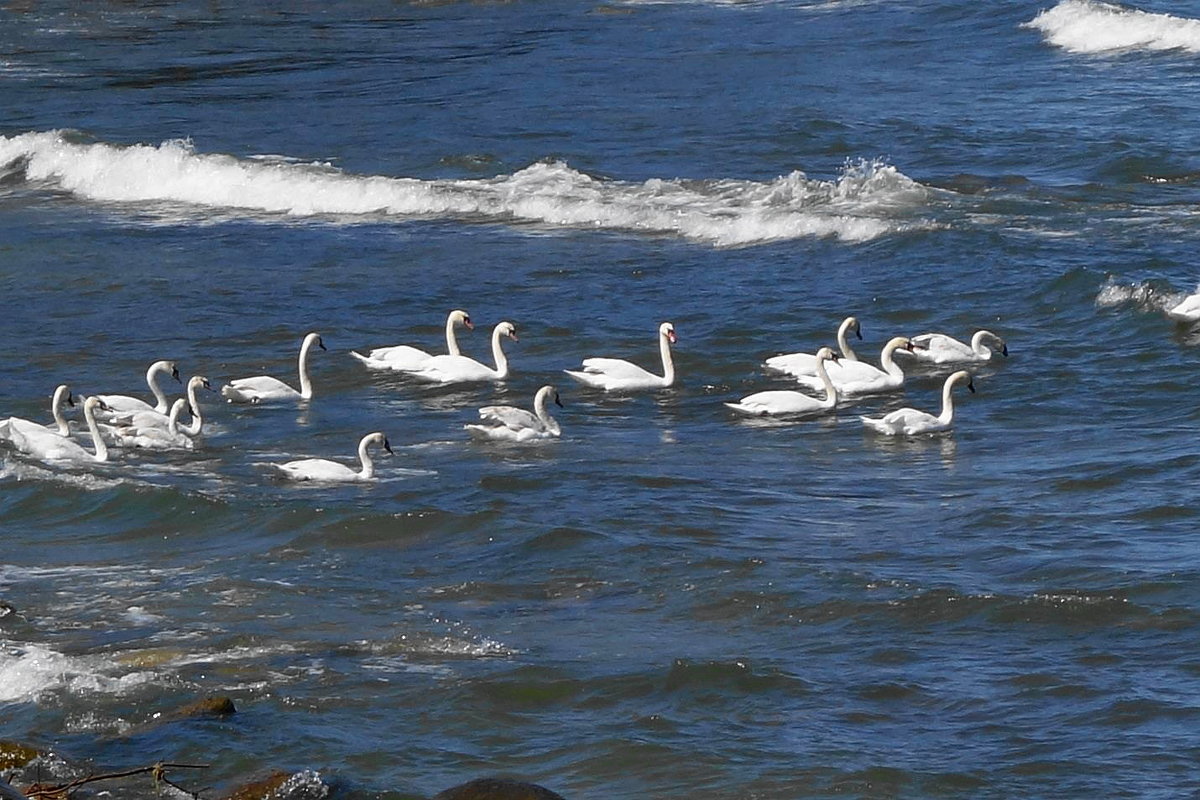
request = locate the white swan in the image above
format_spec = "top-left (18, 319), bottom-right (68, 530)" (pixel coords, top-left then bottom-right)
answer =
top-left (564, 322), bottom-right (678, 392)
top-left (726, 347), bottom-right (840, 416)
top-left (791, 336), bottom-right (918, 396)
top-left (351, 309), bottom-right (474, 371)
top-left (861, 370), bottom-right (975, 435)
top-left (466, 385), bottom-right (563, 442)
top-left (411, 321), bottom-right (518, 384)
top-left (96, 360), bottom-right (180, 416)
top-left (276, 431), bottom-right (393, 482)
top-left (0, 385), bottom-right (75, 448)
top-left (113, 398), bottom-right (195, 450)
top-left (764, 316), bottom-right (862, 377)
top-left (222, 332), bottom-right (325, 403)
top-left (901, 330), bottom-right (1007, 364)
top-left (110, 376), bottom-right (213, 436)
top-left (1168, 292), bottom-right (1200, 322)
top-left (8, 396), bottom-right (110, 464)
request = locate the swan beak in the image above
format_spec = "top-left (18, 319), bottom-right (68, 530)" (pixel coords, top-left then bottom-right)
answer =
top-left (97, 398), bottom-right (112, 411)
top-left (202, 378), bottom-right (215, 391)
top-left (855, 327), bottom-right (863, 340)
top-left (554, 392), bottom-right (564, 408)
top-left (1001, 343), bottom-right (1009, 357)
top-left (667, 330), bottom-right (678, 344)
top-left (171, 366), bottom-right (181, 383)
top-left (464, 317), bottom-right (474, 331)
top-left (508, 330), bottom-right (520, 342)
top-left (318, 337), bottom-right (327, 351)
top-left (383, 437), bottom-right (394, 455)
top-left (906, 340), bottom-right (923, 351)
top-left (67, 392), bottom-right (75, 407)
top-left (967, 380), bottom-right (976, 394)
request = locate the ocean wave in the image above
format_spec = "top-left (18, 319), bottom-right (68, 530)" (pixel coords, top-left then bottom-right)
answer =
top-left (1095, 279), bottom-right (1188, 313)
top-left (0, 130), bottom-right (931, 245)
top-left (0, 643), bottom-right (157, 704)
top-left (1026, 0), bottom-right (1200, 54)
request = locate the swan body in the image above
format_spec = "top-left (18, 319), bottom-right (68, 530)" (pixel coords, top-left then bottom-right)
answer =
top-left (727, 348), bottom-right (841, 416)
top-left (276, 431), bottom-right (393, 482)
top-left (792, 336), bottom-right (917, 396)
top-left (113, 399), bottom-right (195, 450)
top-left (1168, 293), bottom-right (1200, 322)
top-left (466, 385), bottom-right (563, 442)
top-left (96, 360), bottom-right (180, 416)
top-left (411, 322), bottom-right (518, 383)
top-left (0, 385), bottom-right (75, 447)
top-left (565, 322), bottom-right (678, 392)
top-left (222, 333), bottom-right (325, 403)
top-left (902, 330), bottom-right (1007, 364)
top-left (7, 396), bottom-right (110, 463)
top-left (351, 309), bottom-right (473, 371)
top-left (861, 370), bottom-right (975, 435)
top-left (109, 375), bottom-right (213, 436)
top-left (765, 316), bottom-right (862, 377)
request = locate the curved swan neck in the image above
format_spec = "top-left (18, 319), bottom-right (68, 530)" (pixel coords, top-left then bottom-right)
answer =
top-left (938, 378), bottom-right (959, 425)
top-left (815, 356), bottom-right (838, 409)
top-left (357, 436), bottom-right (376, 480)
top-left (970, 330), bottom-right (988, 356)
top-left (446, 314), bottom-right (462, 357)
top-left (533, 387), bottom-right (560, 433)
top-left (83, 400), bottom-right (109, 462)
top-left (298, 335), bottom-right (319, 399)
top-left (167, 399), bottom-right (187, 435)
top-left (180, 380), bottom-right (203, 436)
top-left (880, 339), bottom-right (908, 378)
top-left (837, 318), bottom-right (859, 362)
top-left (51, 385), bottom-right (72, 436)
top-left (659, 329), bottom-right (676, 386)
top-left (148, 363), bottom-right (171, 412)
top-left (490, 326), bottom-right (510, 378)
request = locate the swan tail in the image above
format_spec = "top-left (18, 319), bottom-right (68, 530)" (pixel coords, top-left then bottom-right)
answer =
top-left (563, 369), bottom-right (600, 387)
top-left (859, 415), bottom-right (892, 434)
top-left (221, 384), bottom-right (255, 403)
top-left (724, 402), bottom-right (764, 416)
top-left (349, 350), bottom-right (373, 365)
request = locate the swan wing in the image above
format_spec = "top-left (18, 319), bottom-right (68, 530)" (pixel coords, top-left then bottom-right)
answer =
top-left (726, 390), bottom-right (826, 416)
top-left (861, 408), bottom-right (943, 435)
top-left (277, 458), bottom-right (358, 482)
top-left (352, 345), bottom-right (433, 371)
top-left (222, 376), bottom-right (298, 403)
top-left (413, 354), bottom-right (496, 383)
top-left (763, 352), bottom-right (820, 377)
top-left (478, 405), bottom-right (541, 431)
top-left (575, 357), bottom-right (655, 380)
top-left (94, 394), bottom-right (155, 416)
top-left (906, 333), bottom-right (974, 363)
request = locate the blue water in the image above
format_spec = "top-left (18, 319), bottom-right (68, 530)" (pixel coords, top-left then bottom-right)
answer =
top-left (4, 2), bottom-right (1200, 798)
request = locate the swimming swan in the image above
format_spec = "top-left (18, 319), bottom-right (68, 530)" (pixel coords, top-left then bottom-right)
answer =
top-left (113, 398), bottom-right (196, 450)
top-left (466, 385), bottom-right (563, 442)
top-left (110, 376), bottom-right (213, 432)
top-left (276, 431), bottom-right (393, 482)
top-left (411, 321), bottom-right (518, 383)
top-left (351, 309), bottom-right (474, 371)
top-left (1167, 292), bottom-right (1200, 322)
top-left (792, 336), bottom-right (917, 396)
top-left (0, 385), bottom-right (75, 448)
top-left (764, 316), bottom-right (862, 377)
top-left (96, 360), bottom-right (180, 416)
top-left (727, 347), bottom-right (841, 416)
top-left (9, 396), bottom-right (110, 464)
top-left (564, 322), bottom-right (678, 392)
top-left (860, 370), bottom-right (975, 435)
top-left (222, 332), bottom-right (325, 403)
top-left (901, 330), bottom-right (1007, 364)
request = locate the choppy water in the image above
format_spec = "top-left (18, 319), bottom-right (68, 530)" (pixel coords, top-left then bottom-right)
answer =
top-left (4, 1), bottom-right (1200, 798)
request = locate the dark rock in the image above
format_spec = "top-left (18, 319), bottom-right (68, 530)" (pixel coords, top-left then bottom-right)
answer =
top-left (433, 777), bottom-right (566, 800)
top-left (220, 769), bottom-right (290, 800)
top-left (168, 695), bottom-right (237, 719)
top-left (0, 741), bottom-right (41, 771)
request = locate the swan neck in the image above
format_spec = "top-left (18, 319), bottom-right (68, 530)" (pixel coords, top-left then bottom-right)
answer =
top-left (815, 358), bottom-right (838, 409)
top-left (938, 379), bottom-right (957, 424)
top-left (446, 316), bottom-right (461, 357)
top-left (84, 404), bottom-right (108, 462)
top-left (837, 321), bottom-right (858, 362)
top-left (148, 364), bottom-right (170, 412)
top-left (659, 331), bottom-right (675, 386)
top-left (182, 382), bottom-right (203, 436)
top-left (51, 388), bottom-right (71, 436)
top-left (491, 328), bottom-right (509, 377)
top-left (298, 338), bottom-right (315, 399)
top-left (880, 342), bottom-right (906, 378)
top-left (357, 437), bottom-right (375, 480)
top-left (971, 331), bottom-right (988, 356)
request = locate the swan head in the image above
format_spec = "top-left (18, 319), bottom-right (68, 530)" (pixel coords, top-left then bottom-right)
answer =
top-left (974, 330), bottom-right (1008, 357)
top-left (53, 385), bottom-right (75, 408)
top-left (83, 396), bottom-right (111, 415)
top-left (950, 370), bottom-right (976, 393)
top-left (659, 322), bottom-right (677, 344)
top-left (842, 316), bottom-right (862, 340)
top-left (451, 309), bottom-right (474, 331)
top-left (886, 336), bottom-right (918, 353)
top-left (366, 431), bottom-right (394, 456)
top-left (302, 332), bottom-right (327, 352)
top-left (150, 360), bottom-right (182, 383)
top-left (495, 321), bottom-right (518, 341)
top-left (814, 346), bottom-right (840, 363)
top-left (536, 385), bottom-right (563, 408)
top-left (189, 375), bottom-right (215, 392)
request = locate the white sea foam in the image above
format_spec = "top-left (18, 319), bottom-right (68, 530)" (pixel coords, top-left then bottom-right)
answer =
top-left (0, 643), bottom-right (155, 704)
top-left (0, 131), bottom-right (931, 245)
top-left (1095, 279), bottom-right (1186, 313)
top-left (1026, 0), bottom-right (1200, 54)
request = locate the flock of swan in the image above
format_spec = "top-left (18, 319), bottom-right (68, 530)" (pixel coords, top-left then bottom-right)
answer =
top-left (0, 310), bottom-right (1008, 483)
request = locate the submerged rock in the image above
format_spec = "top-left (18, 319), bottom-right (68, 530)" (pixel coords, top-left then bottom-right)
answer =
top-left (221, 769), bottom-right (328, 800)
top-left (0, 741), bottom-right (41, 771)
top-left (433, 777), bottom-right (566, 800)
top-left (168, 695), bottom-right (237, 719)
top-left (221, 769), bottom-right (290, 800)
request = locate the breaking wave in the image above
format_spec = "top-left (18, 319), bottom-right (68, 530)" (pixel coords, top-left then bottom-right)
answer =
top-left (1026, 0), bottom-right (1200, 54)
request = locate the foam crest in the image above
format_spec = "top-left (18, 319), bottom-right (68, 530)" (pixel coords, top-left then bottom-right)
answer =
top-left (0, 131), bottom-right (931, 245)
top-left (1026, 1), bottom-right (1200, 54)
top-left (0, 643), bottom-right (154, 704)
top-left (1095, 279), bottom-right (1185, 313)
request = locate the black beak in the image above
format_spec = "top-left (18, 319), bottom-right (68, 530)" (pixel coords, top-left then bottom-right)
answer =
top-left (318, 337), bottom-right (327, 351)
top-left (67, 392), bottom-right (75, 407)
top-left (967, 380), bottom-right (976, 394)
top-left (171, 366), bottom-right (181, 383)
top-left (856, 327), bottom-right (863, 340)
top-left (203, 378), bottom-right (215, 391)
top-left (383, 437), bottom-right (394, 455)
top-left (1001, 344), bottom-right (1009, 357)
top-left (554, 392), bottom-right (563, 408)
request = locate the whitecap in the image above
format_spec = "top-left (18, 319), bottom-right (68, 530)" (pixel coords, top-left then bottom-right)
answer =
top-left (1026, 0), bottom-right (1200, 54)
top-left (0, 131), bottom-right (934, 245)
top-left (1095, 279), bottom-right (1186, 313)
